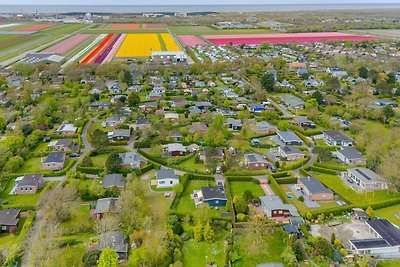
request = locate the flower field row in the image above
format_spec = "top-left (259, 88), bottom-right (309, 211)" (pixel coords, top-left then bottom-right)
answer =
top-left (160, 33), bottom-right (181, 51)
top-left (97, 24), bottom-right (166, 31)
top-left (115, 33), bottom-right (181, 58)
top-left (79, 34), bottom-right (126, 64)
top-left (62, 34), bottom-right (106, 67)
top-left (178, 35), bottom-right (207, 47)
top-left (203, 32), bottom-right (379, 45)
top-left (43, 34), bottom-right (91, 55)
top-left (14, 24), bottom-right (56, 32)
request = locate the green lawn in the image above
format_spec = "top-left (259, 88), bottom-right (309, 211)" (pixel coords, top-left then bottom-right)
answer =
top-left (0, 217), bottom-right (27, 251)
top-left (311, 172), bottom-right (400, 205)
top-left (182, 230), bottom-right (227, 267)
top-left (169, 25), bottom-right (275, 35)
top-left (20, 157), bottom-right (43, 173)
top-left (90, 154), bottom-right (109, 168)
top-left (375, 204), bottom-right (400, 225)
top-left (377, 260), bottom-right (400, 267)
top-left (61, 204), bottom-right (94, 235)
top-left (34, 142), bottom-right (50, 153)
top-left (177, 156), bottom-right (207, 173)
top-left (234, 230), bottom-right (285, 267)
top-left (281, 184), bottom-right (340, 215)
top-left (175, 180), bottom-right (227, 217)
top-left (230, 181), bottom-right (265, 198)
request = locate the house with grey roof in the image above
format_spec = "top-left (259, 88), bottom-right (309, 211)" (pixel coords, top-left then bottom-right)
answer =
top-left (98, 231), bottom-right (129, 261)
top-left (293, 116), bottom-right (316, 129)
top-left (156, 169), bottom-right (179, 188)
top-left (322, 130), bottom-right (355, 147)
top-left (276, 146), bottom-right (305, 161)
top-left (298, 177), bottom-right (334, 201)
top-left (244, 153), bottom-right (268, 169)
top-left (259, 195), bottom-right (299, 223)
top-left (55, 123), bottom-right (77, 135)
top-left (226, 118), bottom-right (242, 130)
top-left (342, 168), bottom-right (388, 191)
top-left (277, 131), bottom-right (303, 146)
top-left (333, 147), bottom-right (365, 166)
top-left (107, 129), bottom-right (130, 141)
top-left (255, 121), bottom-right (276, 135)
top-left (103, 174), bottom-right (125, 189)
top-left (193, 186), bottom-right (227, 207)
top-left (280, 94), bottom-right (305, 109)
top-left (102, 115), bottom-right (125, 128)
top-left (0, 209), bottom-right (20, 233)
top-left (163, 143), bottom-right (187, 157)
top-left (41, 152), bottom-right (66, 171)
top-left (15, 174), bottom-right (44, 195)
top-left (119, 152), bottom-right (146, 169)
top-left (93, 197), bottom-right (118, 220)
top-left (47, 138), bottom-right (75, 152)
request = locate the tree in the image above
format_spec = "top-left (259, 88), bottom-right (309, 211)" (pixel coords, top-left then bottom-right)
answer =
top-left (97, 248), bottom-right (118, 267)
top-left (243, 190), bottom-right (253, 202)
top-left (127, 92), bottom-right (140, 108)
top-left (82, 250), bottom-right (101, 267)
top-left (204, 115), bottom-right (226, 147)
top-left (325, 77), bottom-right (340, 92)
top-left (311, 91), bottom-right (324, 105)
top-left (278, 121), bottom-right (290, 131)
top-left (331, 232), bottom-right (336, 244)
top-left (172, 222), bottom-right (184, 236)
top-left (81, 157), bottom-right (94, 167)
top-left (105, 152), bottom-right (122, 173)
top-left (91, 129), bottom-right (108, 148)
top-left (305, 99), bottom-right (319, 110)
top-left (261, 73), bottom-right (275, 92)
top-left (194, 223), bottom-right (203, 242)
top-left (233, 196), bottom-right (249, 214)
top-left (4, 156), bottom-right (24, 173)
top-left (366, 206), bottom-right (374, 218)
top-left (313, 147), bottom-right (332, 162)
top-left (95, 215), bottom-right (120, 234)
top-left (21, 124), bottom-right (34, 136)
top-left (119, 71), bottom-right (133, 86)
top-left (193, 204), bottom-right (211, 225)
top-left (314, 237), bottom-right (333, 258)
top-left (203, 222), bottom-right (215, 242)
top-left (358, 66), bottom-right (368, 79)
top-left (383, 105), bottom-right (395, 123)
top-left (281, 246), bottom-right (297, 267)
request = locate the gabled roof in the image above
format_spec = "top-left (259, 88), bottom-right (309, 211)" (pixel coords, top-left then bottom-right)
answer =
top-left (277, 131), bottom-right (302, 143)
top-left (0, 209), bottom-right (20, 226)
top-left (18, 174), bottom-right (43, 187)
top-left (43, 152), bottom-right (65, 163)
top-left (103, 174), bottom-right (125, 188)
top-left (337, 147), bottom-right (363, 160)
top-left (98, 231), bottom-right (128, 253)
top-left (348, 168), bottom-right (386, 184)
top-left (281, 146), bottom-right (304, 155)
top-left (322, 130), bottom-right (354, 142)
top-left (259, 195), bottom-right (299, 217)
top-left (95, 198), bottom-right (118, 214)
top-left (299, 177), bottom-right (333, 194)
top-left (157, 169), bottom-right (178, 181)
top-left (366, 219), bottom-right (400, 246)
top-left (245, 153), bottom-right (267, 163)
top-left (201, 186), bottom-right (227, 201)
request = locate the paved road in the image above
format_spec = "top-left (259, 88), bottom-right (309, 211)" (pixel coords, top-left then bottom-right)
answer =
top-left (269, 98), bottom-right (293, 119)
top-left (72, 116), bottom-right (96, 171)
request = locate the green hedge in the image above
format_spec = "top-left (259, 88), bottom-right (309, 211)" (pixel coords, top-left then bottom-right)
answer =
top-left (299, 168), bottom-right (312, 177)
top-left (276, 177), bottom-right (297, 184)
top-left (294, 130), bottom-right (311, 147)
top-left (313, 162), bottom-right (347, 171)
top-left (41, 159), bottom-right (77, 177)
top-left (309, 166), bottom-right (337, 175)
top-left (282, 156), bottom-right (310, 171)
top-left (134, 140), bottom-right (152, 148)
top-left (76, 166), bottom-right (103, 175)
top-left (269, 176), bottom-right (289, 204)
top-left (226, 176), bottom-right (260, 184)
top-left (271, 172), bottom-right (290, 178)
top-left (108, 141), bottom-right (128, 146)
top-left (89, 147), bottom-right (129, 156)
top-left (134, 163), bottom-right (155, 175)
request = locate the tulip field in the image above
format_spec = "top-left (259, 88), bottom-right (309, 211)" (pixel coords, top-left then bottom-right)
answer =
top-left (178, 35), bottom-right (207, 47)
top-left (43, 34), bottom-right (91, 55)
top-left (79, 34), bottom-right (126, 64)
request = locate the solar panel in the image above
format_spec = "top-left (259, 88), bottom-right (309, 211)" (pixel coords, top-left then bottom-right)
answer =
top-left (355, 168), bottom-right (371, 181)
top-left (350, 239), bottom-right (389, 249)
top-left (367, 219), bottom-right (400, 246)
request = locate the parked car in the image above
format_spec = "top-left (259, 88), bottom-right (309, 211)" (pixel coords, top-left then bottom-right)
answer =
top-left (69, 153), bottom-right (80, 158)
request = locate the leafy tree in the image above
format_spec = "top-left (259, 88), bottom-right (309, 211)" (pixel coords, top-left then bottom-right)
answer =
top-left (305, 99), bottom-right (319, 110)
top-left (358, 66), bottom-right (368, 79)
top-left (105, 152), bottom-right (122, 173)
top-left (21, 124), bottom-right (34, 136)
top-left (91, 129), bottom-right (108, 148)
top-left (383, 105), bottom-right (395, 123)
top-left (325, 77), bottom-right (340, 91)
top-left (82, 250), bottom-right (101, 267)
top-left (312, 91), bottom-right (324, 105)
top-left (281, 245), bottom-right (297, 267)
top-left (204, 115), bottom-right (226, 147)
top-left (313, 147), bottom-right (332, 162)
top-left (119, 71), bottom-right (133, 86)
top-left (203, 222), bottom-right (215, 242)
top-left (387, 72), bottom-right (396, 84)
top-left (97, 248), bottom-right (118, 267)
top-left (306, 212), bottom-right (313, 221)
top-left (81, 157), bottom-right (94, 167)
top-left (242, 190), bottom-right (253, 202)
top-left (193, 224), bottom-right (203, 242)
top-left (277, 121), bottom-right (290, 131)
top-left (366, 206), bottom-right (374, 218)
top-left (127, 92), bottom-right (140, 108)
top-left (233, 196), bottom-right (249, 214)
top-left (368, 69), bottom-right (379, 83)
top-left (172, 223), bottom-right (184, 236)
top-left (331, 232), bottom-right (336, 244)
top-left (4, 156), bottom-right (24, 173)
top-left (0, 117), bottom-right (6, 132)
top-left (261, 73), bottom-right (275, 92)
top-left (314, 237), bottom-right (333, 258)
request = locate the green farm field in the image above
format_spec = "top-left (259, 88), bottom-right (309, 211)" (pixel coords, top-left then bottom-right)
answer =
top-left (169, 25), bottom-right (275, 35)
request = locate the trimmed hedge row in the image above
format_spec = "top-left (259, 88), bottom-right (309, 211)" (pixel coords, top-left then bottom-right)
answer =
top-left (313, 162), bottom-right (347, 171)
top-left (271, 171), bottom-right (290, 178)
top-left (300, 168), bottom-right (312, 177)
top-left (41, 159), bottom-right (77, 177)
top-left (226, 176), bottom-right (260, 184)
top-left (108, 141), bottom-right (128, 146)
top-left (294, 130), bottom-right (311, 147)
top-left (269, 176), bottom-right (289, 204)
top-left (76, 166), bottom-right (103, 175)
top-left (90, 147), bottom-right (128, 156)
top-left (276, 177), bottom-right (297, 184)
top-left (134, 163), bottom-right (156, 175)
top-left (309, 166), bottom-right (338, 175)
top-left (283, 156), bottom-right (310, 171)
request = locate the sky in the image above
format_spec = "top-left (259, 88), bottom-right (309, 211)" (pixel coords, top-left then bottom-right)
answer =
top-left (2, 0), bottom-right (400, 5)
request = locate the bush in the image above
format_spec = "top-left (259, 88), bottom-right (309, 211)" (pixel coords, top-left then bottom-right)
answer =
top-left (283, 157), bottom-right (310, 171)
top-left (82, 250), bottom-right (101, 267)
top-left (271, 172), bottom-right (290, 178)
top-left (309, 166), bottom-right (337, 175)
top-left (276, 177), bottom-right (298, 184)
top-left (298, 196), bottom-right (304, 202)
top-left (76, 166), bottom-right (103, 175)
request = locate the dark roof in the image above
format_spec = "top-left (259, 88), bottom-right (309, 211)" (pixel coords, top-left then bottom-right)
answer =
top-left (299, 177), bottom-right (333, 194)
top-left (350, 239), bottom-right (390, 249)
top-left (282, 146), bottom-right (303, 155)
top-left (55, 138), bottom-right (73, 146)
top-left (95, 198), bottom-right (118, 214)
top-left (322, 130), bottom-right (354, 142)
top-left (201, 186), bottom-right (227, 201)
top-left (18, 174), bottom-right (43, 187)
top-left (43, 152), bottom-right (65, 163)
top-left (282, 224), bottom-right (300, 234)
top-left (337, 147), bottom-right (363, 159)
top-left (98, 231), bottom-right (129, 253)
top-left (0, 209), bottom-right (20, 226)
top-left (157, 169), bottom-right (178, 180)
top-left (277, 131), bottom-right (302, 143)
top-left (103, 174), bottom-right (125, 188)
top-left (366, 219), bottom-right (400, 246)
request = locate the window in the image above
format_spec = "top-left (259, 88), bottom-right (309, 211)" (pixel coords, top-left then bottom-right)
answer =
top-left (279, 210), bottom-right (283, 214)
top-left (215, 200), bottom-right (219, 204)
top-left (170, 181), bottom-right (173, 184)
top-left (159, 181), bottom-right (165, 184)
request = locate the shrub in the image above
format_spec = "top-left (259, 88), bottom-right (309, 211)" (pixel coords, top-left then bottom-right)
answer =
top-left (298, 196), bottom-right (304, 202)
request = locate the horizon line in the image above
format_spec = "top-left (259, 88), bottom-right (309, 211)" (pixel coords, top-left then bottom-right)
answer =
top-left (1, 3), bottom-right (399, 6)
